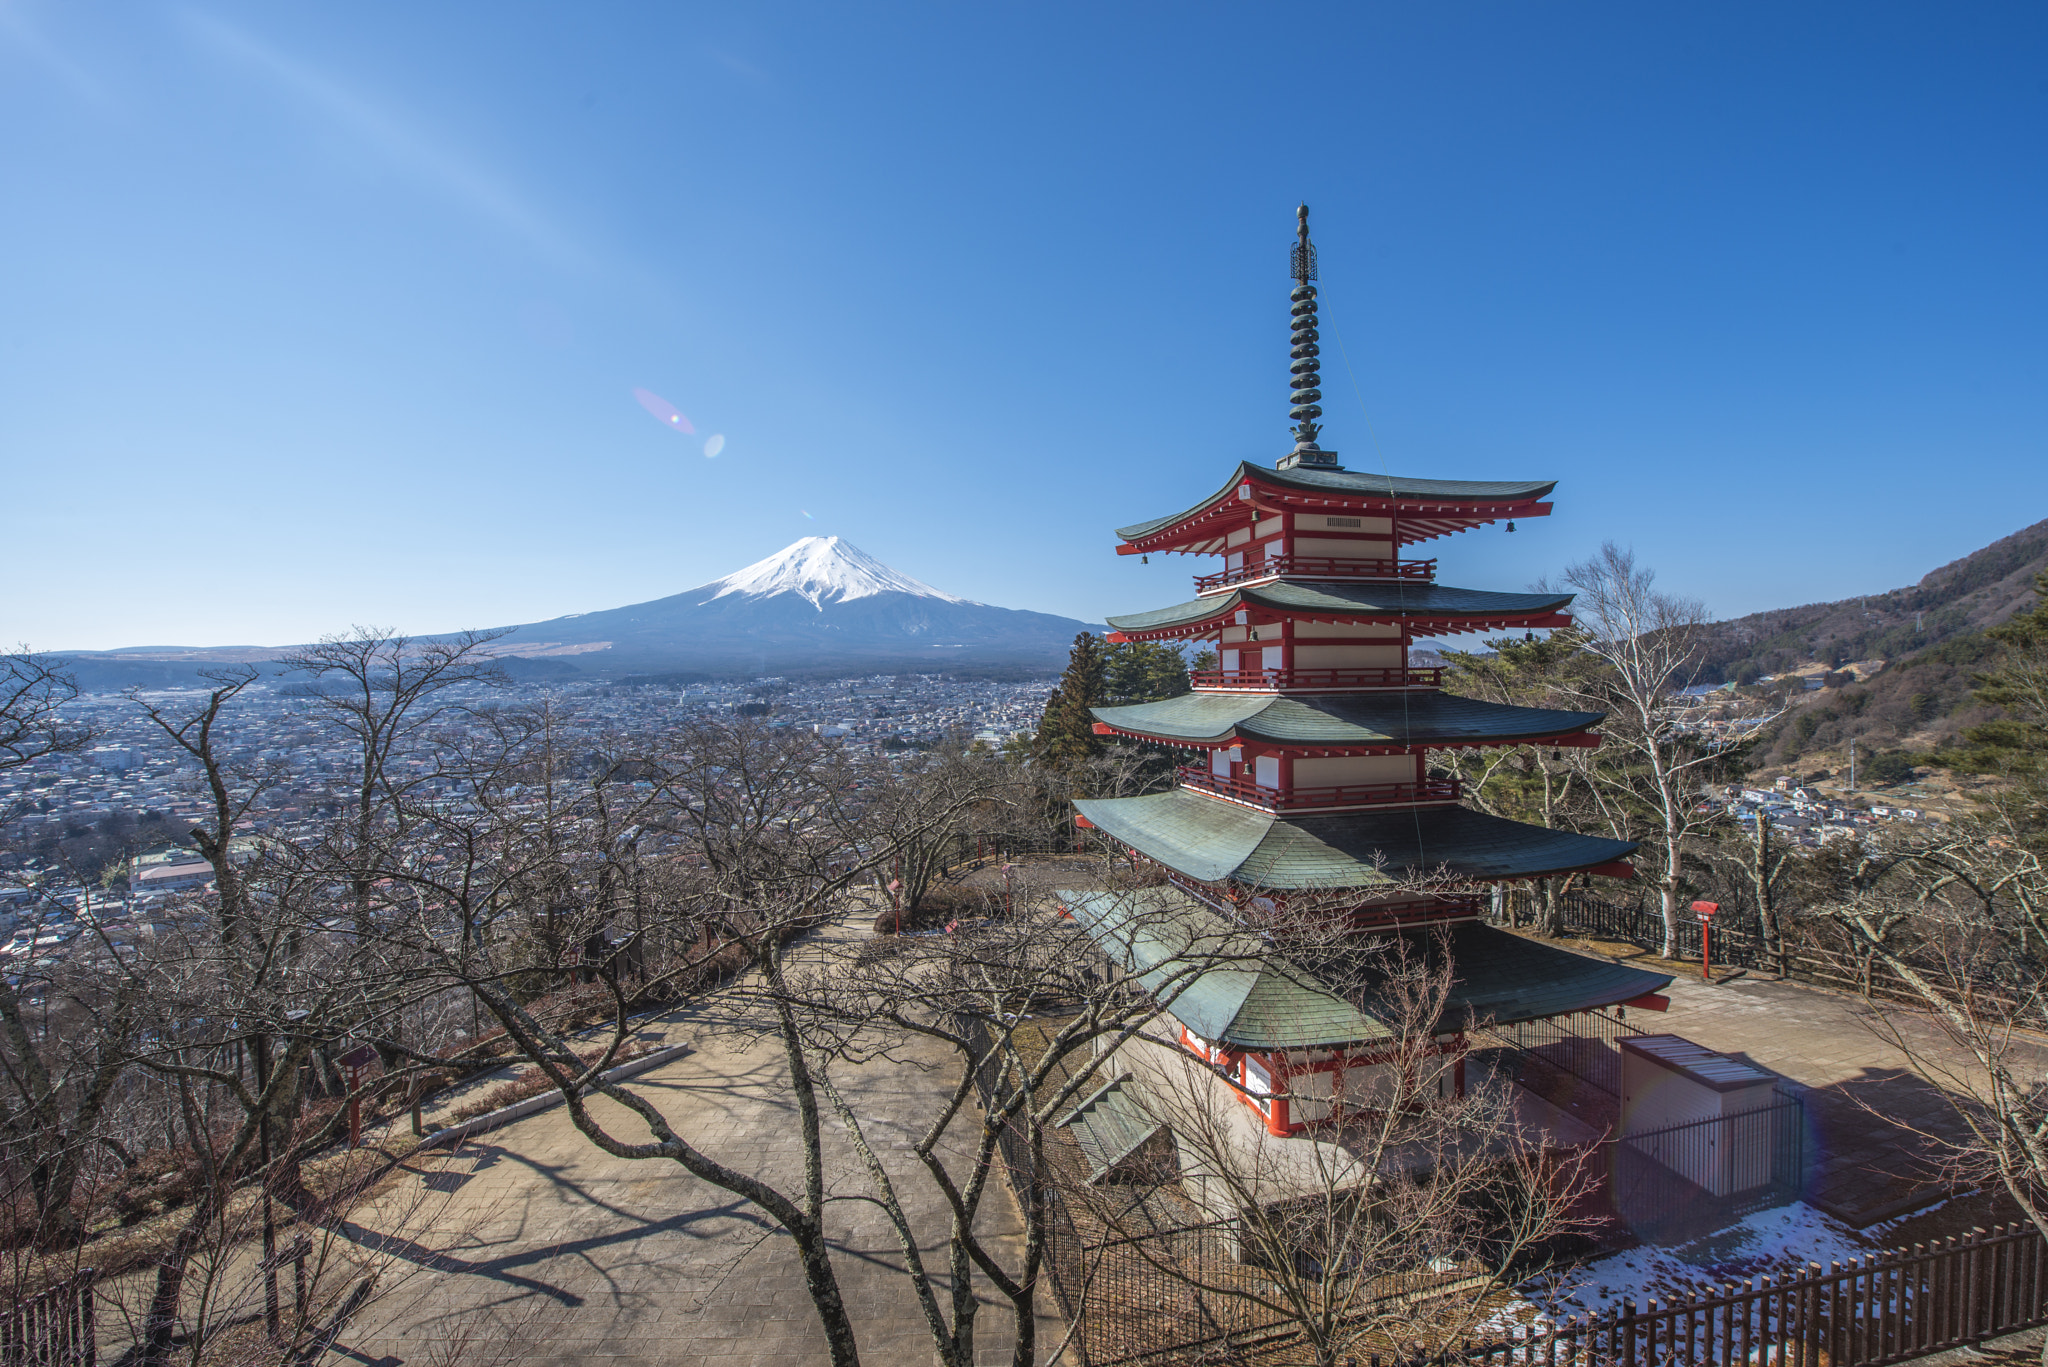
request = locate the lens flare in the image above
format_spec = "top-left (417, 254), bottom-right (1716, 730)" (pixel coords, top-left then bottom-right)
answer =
top-left (801, 509), bottom-right (814, 519)
top-left (631, 387), bottom-right (695, 435)
top-left (703, 434), bottom-right (726, 458)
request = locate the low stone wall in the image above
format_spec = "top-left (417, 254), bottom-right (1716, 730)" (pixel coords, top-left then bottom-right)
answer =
top-left (415, 1042), bottom-right (694, 1151)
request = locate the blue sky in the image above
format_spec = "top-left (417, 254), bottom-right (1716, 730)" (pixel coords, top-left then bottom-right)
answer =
top-left (4, 3), bottom-right (2044, 650)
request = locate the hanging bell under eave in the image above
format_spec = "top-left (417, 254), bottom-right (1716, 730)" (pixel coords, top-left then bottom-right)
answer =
top-left (1141, 554), bottom-right (1149, 564)
top-left (1506, 520), bottom-right (1517, 533)
top-left (1551, 749), bottom-right (1562, 763)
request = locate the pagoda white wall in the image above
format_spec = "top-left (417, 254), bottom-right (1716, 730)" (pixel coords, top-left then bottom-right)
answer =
top-left (1294, 643), bottom-right (1404, 669)
top-left (1293, 537), bottom-right (1393, 560)
top-left (1293, 755), bottom-right (1414, 788)
top-left (1300, 514), bottom-right (1393, 535)
top-left (1293, 622), bottom-right (1401, 639)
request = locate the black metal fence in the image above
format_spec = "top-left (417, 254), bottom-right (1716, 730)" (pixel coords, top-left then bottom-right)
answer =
top-left (1482, 1008), bottom-right (1644, 1101)
top-left (3, 1268), bottom-right (94, 1367)
top-left (1607, 1096), bottom-right (1808, 1244)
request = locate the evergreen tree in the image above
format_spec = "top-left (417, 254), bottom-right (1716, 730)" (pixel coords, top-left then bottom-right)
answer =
top-left (1947, 571), bottom-right (2048, 832)
top-left (1035, 632), bottom-right (1109, 768)
top-left (1103, 639), bottom-right (1194, 705)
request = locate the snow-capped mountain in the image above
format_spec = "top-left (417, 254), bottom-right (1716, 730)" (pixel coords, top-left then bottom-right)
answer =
top-left (704, 537), bottom-right (973, 609)
top-left (481, 537), bottom-right (1092, 676)
top-left (55, 538), bottom-right (1097, 686)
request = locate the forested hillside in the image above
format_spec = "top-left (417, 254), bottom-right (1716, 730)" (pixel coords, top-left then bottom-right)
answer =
top-left (1697, 518), bottom-right (2048, 685)
top-left (1703, 518), bottom-right (2046, 775)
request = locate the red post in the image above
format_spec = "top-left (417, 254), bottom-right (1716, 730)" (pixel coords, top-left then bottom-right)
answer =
top-left (1692, 900), bottom-right (1720, 982)
top-left (338, 1042), bottom-right (379, 1150)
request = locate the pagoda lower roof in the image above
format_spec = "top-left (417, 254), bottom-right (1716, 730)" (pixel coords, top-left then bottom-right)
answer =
top-left (1106, 581), bottom-right (1575, 638)
top-left (1114, 461), bottom-right (1558, 552)
top-left (1091, 691), bottom-right (1604, 749)
top-left (1057, 885), bottom-right (1672, 1045)
top-left (1072, 789), bottom-right (1638, 888)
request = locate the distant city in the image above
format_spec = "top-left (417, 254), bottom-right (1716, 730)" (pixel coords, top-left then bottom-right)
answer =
top-left (0, 672), bottom-right (1049, 961)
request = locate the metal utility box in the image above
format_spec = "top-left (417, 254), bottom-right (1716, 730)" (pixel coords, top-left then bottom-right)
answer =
top-left (1619, 1034), bottom-right (1780, 1196)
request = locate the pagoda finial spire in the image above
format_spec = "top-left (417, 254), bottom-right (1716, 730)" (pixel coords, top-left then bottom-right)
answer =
top-left (1279, 204), bottom-right (1340, 470)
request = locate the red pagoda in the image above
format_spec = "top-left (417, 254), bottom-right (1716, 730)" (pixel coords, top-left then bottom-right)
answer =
top-left (1058, 210), bottom-right (1672, 1140)
top-left (1075, 205), bottom-right (1645, 926)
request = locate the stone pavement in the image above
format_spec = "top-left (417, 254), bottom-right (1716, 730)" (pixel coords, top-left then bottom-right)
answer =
top-left (339, 916), bottom-right (1064, 1367)
top-left (1567, 939), bottom-right (2045, 1225)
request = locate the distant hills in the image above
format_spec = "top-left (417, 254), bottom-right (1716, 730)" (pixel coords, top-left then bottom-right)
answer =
top-left (1701, 518), bottom-right (2047, 773)
top-left (1697, 518), bottom-right (2048, 684)
top-left (52, 538), bottom-right (1101, 691)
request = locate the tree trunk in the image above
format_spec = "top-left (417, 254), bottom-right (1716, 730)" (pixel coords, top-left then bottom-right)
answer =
top-left (789, 1214), bottom-right (863, 1367)
top-left (1660, 880), bottom-right (1681, 960)
top-left (1750, 815), bottom-right (1781, 951)
top-left (1537, 877), bottom-right (1562, 938)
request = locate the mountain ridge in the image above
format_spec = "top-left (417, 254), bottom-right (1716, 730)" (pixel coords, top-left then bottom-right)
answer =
top-left (49, 538), bottom-right (1097, 690)
top-left (1699, 517), bottom-right (2047, 776)
top-left (1697, 517), bottom-right (2048, 685)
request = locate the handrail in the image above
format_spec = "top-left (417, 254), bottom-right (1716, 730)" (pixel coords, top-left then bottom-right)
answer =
top-left (1190, 667), bottom-right (1444, 691)
top-left (1196, 555), bottom-right (1435, 592)
top-left (1179, 767), bottom-right (1461, 811)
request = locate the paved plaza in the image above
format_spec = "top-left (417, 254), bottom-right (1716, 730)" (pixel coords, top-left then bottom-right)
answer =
top-left (1557, 935), bottom-right (2031, 1225)
top-left (325, 893), bottom-right (2027, 1367)
top-left (342, 919), bottom-right (1063, 1367)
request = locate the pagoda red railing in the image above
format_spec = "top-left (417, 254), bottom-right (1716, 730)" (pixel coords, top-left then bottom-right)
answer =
top-left (1191, 666), bottom-right (1444, 691)
top-left (1179, 767), bottom-right (1461, 811)
top-left (1195, 554), bottom-right (1435, 592)
top-left (1163, 872), bottom-right (1483, 928)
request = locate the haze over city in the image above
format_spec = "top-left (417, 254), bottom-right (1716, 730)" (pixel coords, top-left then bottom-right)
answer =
top-left (4, 3), bottom-right (2045, 651)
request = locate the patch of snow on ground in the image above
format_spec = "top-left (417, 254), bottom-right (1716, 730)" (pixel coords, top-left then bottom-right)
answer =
top-left (1485, 1203), bottom-right (1875, 1334)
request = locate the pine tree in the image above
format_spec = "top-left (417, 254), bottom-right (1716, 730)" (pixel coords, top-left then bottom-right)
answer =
top-left (1947, 571), bottom-right (2048, 832)
top-left (1035, 632), bottom-right (1109, 769)
top-left (1104, 640), bottom-right (1194, 705)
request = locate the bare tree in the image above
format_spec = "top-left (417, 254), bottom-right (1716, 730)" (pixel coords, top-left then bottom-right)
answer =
top-left (1079, 928), bottom-right (1589, 1367)
top-left (1811, 829), bottom-right (2048, 1216)
top-left (0, 648), bottom-right (93, 781)
top-left (119, 672), bottom-right (427, 1366)
top-left (357, 713), bottom-right (1012, 1367)
top-left (278, 627), bottom-right (506, 936)
top-left (0, 946), bottom-right (139, 1248)
top-left (768, 871), bottom-right (1254, 1367)
top-left (1441, 627), bottom-right (1611, 936)
top-left (1560, 543), bottom-right (1723, 956)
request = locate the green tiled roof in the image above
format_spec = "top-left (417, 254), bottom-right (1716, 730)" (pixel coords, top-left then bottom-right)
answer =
top-left (1058, 886), bottom-right (1391, 1048)
top-left (1106, 581), bottom-right (1574, 635)
top-left (1057, 887), bottom-right (1672, 1046)
top-left (1091, 691), bottom-right (1604, 748)
top-left (1058, 1077), bottom-right (1169, 1182)
top-left (1072, 789), bottom-right (1637, 888)
top-left (1355, 922), bottom-right (1674, 1030)
top-left (1115, 462), bottom-right (1558, 543)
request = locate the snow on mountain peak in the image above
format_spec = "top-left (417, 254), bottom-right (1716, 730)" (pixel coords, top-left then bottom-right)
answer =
top-left (703, 537), bottom-right (975, 610)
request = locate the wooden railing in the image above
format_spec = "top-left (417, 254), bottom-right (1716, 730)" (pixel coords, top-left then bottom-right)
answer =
top-left (1423, 1224), bottom-right (2048, 1367)
top-left (1190, 666), bottom-right (1444, 691)
top-left (3, 1267), bottom-right (94, 1367)
top-left (1196, 554), bottom-right (1436, 592)
top-left (1179, 767), bottom-right (1460, 811)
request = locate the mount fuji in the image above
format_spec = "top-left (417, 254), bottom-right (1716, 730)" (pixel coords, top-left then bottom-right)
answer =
top-left (491, 537), bottom-right (1096, 676)
top-left (52, 538), bottom-right (1098, 687)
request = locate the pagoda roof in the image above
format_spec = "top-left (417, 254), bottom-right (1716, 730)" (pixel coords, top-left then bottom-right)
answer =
top-left (1091, 691), bottom-right (1603, 750)
top-left (1071, 789), bottom-right (1637, 888)
top-left (1114, 461), bottom-right (1558, 553)
top-left (1057, 885), bottom-right (1392, 1049)
top-left (1058, 885), bottom-right (1672, 1046)
top-left (1106, 581), bottom-right (1575, 638)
